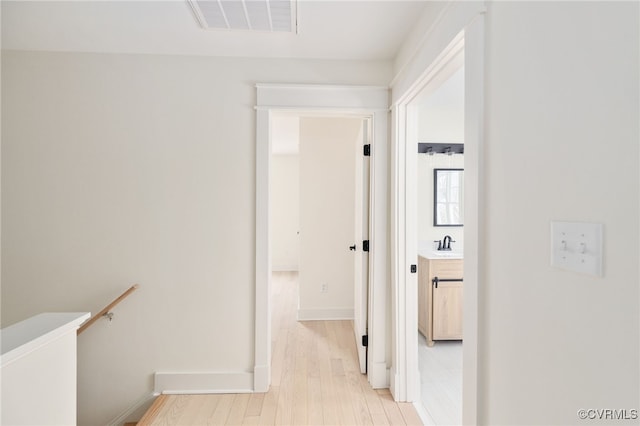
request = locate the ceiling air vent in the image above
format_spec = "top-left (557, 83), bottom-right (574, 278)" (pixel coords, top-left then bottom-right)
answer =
top-left (187, 0), bottom-right (297, 33)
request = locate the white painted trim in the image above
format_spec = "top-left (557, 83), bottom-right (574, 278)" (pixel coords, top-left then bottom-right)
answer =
top-left (389, 104), bottom-right (406, 401)
top-left (255, 84), bottom-right (389, 392)
top-left (398, 37), bottom-right (466, 408)
top-left (368, 362), bottom-right (390, 389)
top-left (256, 84), bottom-right (389, 111)
top-left (390, 1), bottom-right (486, 104)
top-left (106, 392), bottom-right (157, 426)
top-left (367, 108), bottom-right (390, 390)
top-left (297, 308), bottom-right (354, 321)
top-left (389, 366), bottom-right (400, 398)
top-left (413, 400), bottom-right (437, 426)
top-left (255, 106), bottom-right (389, 113)
top-left (461, 14), bottom-right (485, 425)
top-left (394, 33), bottom-right (464, 107)
top-left (154, 372), bottom-right (253, 394)
top-left (253, 364), bottom-right (269, 394)
top-left (390, 2), bottom-right (454, 89)
top-left (0, 312), bottom-right (90, 367)
top-left (389, 3), bottom-right (485, 425)
top-left (255, 107), bottom-right (272, 393)
top-left (255, 83), bottom-right (388, 91)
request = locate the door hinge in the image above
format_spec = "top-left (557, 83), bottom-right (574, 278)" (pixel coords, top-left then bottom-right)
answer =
top-left (362, 240), bottom-right (370, 252)
top-left (363, 144), bottom-right (371, 156)
top-left (411, 264), bottom-right (417, 273)
top-left (362, 335), bottom-right (368, 347)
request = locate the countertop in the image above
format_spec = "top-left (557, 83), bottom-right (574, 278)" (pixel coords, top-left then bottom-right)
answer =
top-left (418, 250), bottom-right (464, 260)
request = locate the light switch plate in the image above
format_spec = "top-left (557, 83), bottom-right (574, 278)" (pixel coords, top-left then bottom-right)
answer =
top-left (551, 221), bottom-right (603, 276)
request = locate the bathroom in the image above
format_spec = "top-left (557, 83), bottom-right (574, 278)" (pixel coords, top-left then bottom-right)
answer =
top-left (416, 65), bottom-right (464, 425)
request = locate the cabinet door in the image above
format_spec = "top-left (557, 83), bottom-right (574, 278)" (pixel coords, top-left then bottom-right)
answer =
top-left (417, 256), bottom-right (430, 338)
top-left (431, 259), bottom-right (463, 279)
top-left (432, 281), bottom-right (463, 340)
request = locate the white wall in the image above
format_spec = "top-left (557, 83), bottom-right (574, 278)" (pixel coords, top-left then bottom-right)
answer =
top-left (271, 155), bottom-right (300, 271)
top-left (393, 1), bottom-right (639, 424)
top-left (0, 51), bottom-right (391, 425)
top-left (417, 153), bottom-right (464, 251)
top-left (416, 65), bottom-right (465, 251)
top-left (298, 117), bottom-right (362, 320)
top-left (417, 65), bottom-right (465, 144)
top-left (480, 2), bottom-right (638, 423)
top-left (392, 0), bottom-right (452, 92)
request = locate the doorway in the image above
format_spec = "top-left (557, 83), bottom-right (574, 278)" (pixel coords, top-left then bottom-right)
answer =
top-left (269, 114), bottom-right (371, 377)
top-left (270, 112), bottom-right (370, 360)
top-left (391, 15), bottom-right (484, 424)
top-left (414, 64), bottom-right (465, 424)
top-left (254, 84), bottom-right (390, 392)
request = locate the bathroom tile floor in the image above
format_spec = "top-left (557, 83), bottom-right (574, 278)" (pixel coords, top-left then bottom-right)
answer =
top-left (418, 334), bottom-right (462, 425)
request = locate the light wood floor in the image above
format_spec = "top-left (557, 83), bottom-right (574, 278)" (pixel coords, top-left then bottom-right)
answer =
top-left (137, 272), bottom-right (422, 425)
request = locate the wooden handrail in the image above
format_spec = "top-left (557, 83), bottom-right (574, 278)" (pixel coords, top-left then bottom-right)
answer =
top-left (77, 284), bottom-right (140, 335)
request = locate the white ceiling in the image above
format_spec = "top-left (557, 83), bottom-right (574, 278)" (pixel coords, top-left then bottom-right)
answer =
top-left (1, 0), bottom-right (429, 61)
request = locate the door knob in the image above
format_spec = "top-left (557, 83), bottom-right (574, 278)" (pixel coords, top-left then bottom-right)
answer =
top-left (349, 245), bottom-right (357, 251)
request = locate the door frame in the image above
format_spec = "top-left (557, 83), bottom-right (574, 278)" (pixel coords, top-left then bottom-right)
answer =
top-left (389, 6), bottom-right (485, 424)
top-left (254, 84), bottom-right (390, 391)
top-left (354, 118), bottom-right (371, 375)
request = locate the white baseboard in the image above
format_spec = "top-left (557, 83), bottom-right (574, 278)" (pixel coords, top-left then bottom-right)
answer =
top-left (389, 367), bottom-right (401, 401)
top-left (369, 363), bottom-right (390, 389)
top-left (154, 372), bottom-right (253, 394)
top-left (253, 364), bottom-right (270, 392)
top-left (107, 392), bottom-right (157, 426)
top-left (414, 400), bottom-right (436, 426)
top-left (297, 307), bottom-right (354, 321)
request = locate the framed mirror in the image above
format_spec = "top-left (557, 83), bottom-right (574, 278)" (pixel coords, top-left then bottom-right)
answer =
top-left (434, 168), bottom-right (464, 226)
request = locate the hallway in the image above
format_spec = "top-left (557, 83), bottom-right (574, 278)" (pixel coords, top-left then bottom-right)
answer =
top-left (138, 272), bottom-right (422, 425)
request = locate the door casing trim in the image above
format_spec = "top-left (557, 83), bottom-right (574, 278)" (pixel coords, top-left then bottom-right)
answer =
top-left (389, 3), bottom-right (485, 424)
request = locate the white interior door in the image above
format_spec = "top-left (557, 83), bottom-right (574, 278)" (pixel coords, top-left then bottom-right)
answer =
top-left (353, 119), bottom-right (371, 374)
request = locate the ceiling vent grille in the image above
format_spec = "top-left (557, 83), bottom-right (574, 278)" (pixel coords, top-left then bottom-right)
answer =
top-left (187, 0), bottom-right (297, 33)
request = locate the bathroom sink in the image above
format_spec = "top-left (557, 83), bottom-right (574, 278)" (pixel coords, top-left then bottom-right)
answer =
top-left (429, 251), bottom-right (463, 259)
top-left (417, 249), bottom-right (463, 260)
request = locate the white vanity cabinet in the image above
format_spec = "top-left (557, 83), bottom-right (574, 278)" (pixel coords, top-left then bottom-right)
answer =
top-left (418, 255), bottom-right (463, 346)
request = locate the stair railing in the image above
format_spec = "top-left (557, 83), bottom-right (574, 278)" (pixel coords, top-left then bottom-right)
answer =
top-left (77, 284), bottom-right (140, 335)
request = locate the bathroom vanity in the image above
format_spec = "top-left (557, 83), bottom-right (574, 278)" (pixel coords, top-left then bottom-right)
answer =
top-left (418, 253), bottom-right (463, 346)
